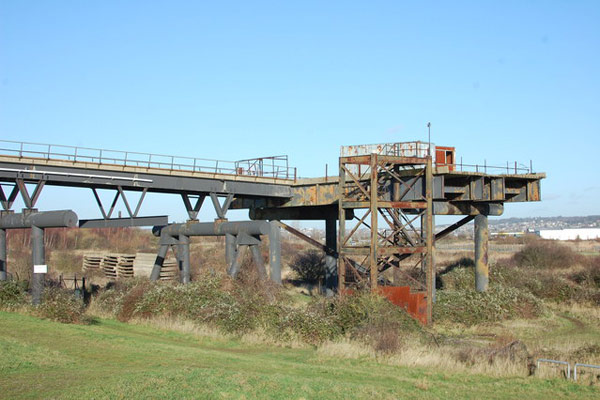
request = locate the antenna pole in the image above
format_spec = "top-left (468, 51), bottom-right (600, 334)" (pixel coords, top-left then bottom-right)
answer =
top-left (427, 122), bottom-right (431, 156)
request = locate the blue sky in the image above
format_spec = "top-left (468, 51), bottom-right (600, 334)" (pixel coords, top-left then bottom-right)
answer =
top-left (1, 1), bottom-right (598, 224)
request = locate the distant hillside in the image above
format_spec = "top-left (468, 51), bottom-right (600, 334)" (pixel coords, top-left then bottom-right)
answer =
top-left (441, 215), bottom-right (600, 236)
top-left (489, 215), bottom-right (600, 231)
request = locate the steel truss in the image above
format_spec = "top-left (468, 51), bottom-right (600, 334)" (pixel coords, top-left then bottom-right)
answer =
top-left (338, 153), bottom-right (435, 323)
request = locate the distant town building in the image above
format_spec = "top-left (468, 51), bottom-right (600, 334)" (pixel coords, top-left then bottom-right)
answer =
top-left (537, 228), bottom-right (600, 241)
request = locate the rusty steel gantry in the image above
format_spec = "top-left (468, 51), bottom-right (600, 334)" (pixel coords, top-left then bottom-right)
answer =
top-left (0, 139), bottom-right (544, 324)
top-left (338, 152), bottom-right (435, 322)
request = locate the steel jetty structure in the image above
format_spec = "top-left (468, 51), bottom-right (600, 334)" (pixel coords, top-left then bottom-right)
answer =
top-left (0, 139), bottom-right (544, 324)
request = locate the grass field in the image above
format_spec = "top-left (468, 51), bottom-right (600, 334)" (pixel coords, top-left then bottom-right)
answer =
top-left (0, 311), bottom-right (597, 399)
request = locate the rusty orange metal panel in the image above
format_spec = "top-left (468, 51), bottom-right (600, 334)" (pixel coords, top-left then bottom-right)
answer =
top-left (435, 146), bottom-right (455, 172)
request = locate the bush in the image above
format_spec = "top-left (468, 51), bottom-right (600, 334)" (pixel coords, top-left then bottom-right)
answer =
top-left (36, 287), bottom-right (89, 324)
top-left (493, 262), bottom-right (597, 304)
top-left (90, 274), bottom-right (420, 346)
top-left (0, 280), bottom-right (28, 309)
top-left (570, 256), bottom-right (600, 289)
top-left (438, 258), bottom-right (475, 290)
top-left (289, 249), bottom-right (325, 283)
top-left (513, 241), bottom-right (579, 269)
top-left (434, 285), bottom-right (544, 325)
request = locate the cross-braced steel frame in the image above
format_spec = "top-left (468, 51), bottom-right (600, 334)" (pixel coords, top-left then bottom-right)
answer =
top-left (338, 153), bottom-right (434, 323)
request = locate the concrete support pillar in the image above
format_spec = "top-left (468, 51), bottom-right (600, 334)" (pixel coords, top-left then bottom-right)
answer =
top-left (225, 233), bottom-right (236, 266)
top-left (0, 228), bottom-right (6, 281)
top-left (474, 214), bottom-right (489, 292)
top-left (269, 221), bottom-right (281, 284)
top-left (179, 234), bottom-right (190, 284)
top-left (150, 244), bottom-right (169, 281)
top-left (324, 218), bottom-right (338, 295)
top-left (31, 225), bottom-right (45, 305)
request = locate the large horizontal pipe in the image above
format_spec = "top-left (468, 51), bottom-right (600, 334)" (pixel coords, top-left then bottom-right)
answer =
top-left (153, 220), bottom-right (271, 237)
top-left (0, 210), bottom-right (78, 229)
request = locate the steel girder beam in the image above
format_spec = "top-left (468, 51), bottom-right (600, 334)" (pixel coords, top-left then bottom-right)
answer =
top-left (0, 184), bottom-right (19, 211)
top-left (249, 205), bottom-right (353, 220)
top-left (79, 216), bottom-right (168, 228)
top-left (0, 161), bottom-right (291, 198)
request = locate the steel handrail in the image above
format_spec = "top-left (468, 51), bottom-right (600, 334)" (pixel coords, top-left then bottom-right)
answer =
top-left (537, 358), bottom-right (571, 379)
top-left (0, 139), bottom-right (295, 180)
top-left (574, 363), bottom-right (600, 381)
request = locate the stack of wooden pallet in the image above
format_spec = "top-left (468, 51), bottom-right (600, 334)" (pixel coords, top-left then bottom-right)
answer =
top-left (116, 254), bottom-right (136, 279)
top-left (82, 252), bottom-right (179, 281)
top-left (100, 254), bottom-right (119, 279)
top-left (82, 254), bottom-right (103, 272)
top-left (159, 258), bottom-right (179, 281)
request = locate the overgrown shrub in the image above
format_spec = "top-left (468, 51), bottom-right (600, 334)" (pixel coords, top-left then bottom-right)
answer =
top-left (290, 249), bottom-right (325, 283)
top-left (434, 285), bottom-right (544, 325)
top-left (492, 261), bottom-right (599, 304)
top-left (438, 258), bottom-right (475, 290)
top-left (36, 287), bottom-right (89, 324)
top-left (90, 274), bottom-right (420, 346)
top-left (570, 256), bottom-right (600, 289)
top-left (512, 241), bottom-right (579, 269)
top-left (0, 280), bottom-right (28, 309)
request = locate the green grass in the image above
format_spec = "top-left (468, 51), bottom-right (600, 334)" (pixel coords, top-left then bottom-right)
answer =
top-left (0, 312), bottom-right (597, 399)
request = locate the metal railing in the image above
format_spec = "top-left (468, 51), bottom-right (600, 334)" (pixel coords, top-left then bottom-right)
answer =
top-left (574, 363), bottom-right (600, 381)
top-left (440, 158), bottom-right (533, 174)
top-left (537, 358), bottom-right (571, 379)
top-left (536, 359), bottom-right (600, 382)
top-left (0, 140), bottom-right (296, 180)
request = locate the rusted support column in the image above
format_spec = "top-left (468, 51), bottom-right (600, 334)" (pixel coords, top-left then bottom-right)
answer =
top-left (369, 153), bottom-right (378, 291)
top-left (324, 218), bottom-right (337, 295)
top-left (0, 228), bottom-right (6, 281)
top-left (474, 214), bottom-right (489, 292)
top-left (425, 156), bottom-right (434, 324)
top-left (179, 234), bottom-right (190, 284)
top-left (269, 221), bottom-right (281, 284)
top-left (31, 225), bottom-right (45, 305)
top-left (428, 215), bottom-right (436, 303)
top-left (338, 158), bottom-right (346, 291)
